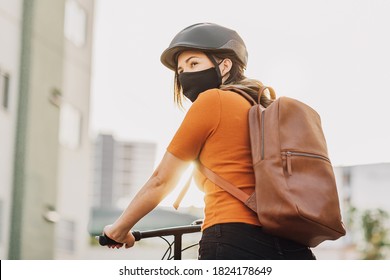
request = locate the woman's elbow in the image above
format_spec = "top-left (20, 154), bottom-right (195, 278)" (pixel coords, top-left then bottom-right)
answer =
top-left (149, 171), bottom-right (176, 194)
top-left (148, 152), bottom-right (190, 193)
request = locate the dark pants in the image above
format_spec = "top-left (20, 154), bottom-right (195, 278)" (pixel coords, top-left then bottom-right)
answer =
top-left (198, 223), bottom-right (316, 260)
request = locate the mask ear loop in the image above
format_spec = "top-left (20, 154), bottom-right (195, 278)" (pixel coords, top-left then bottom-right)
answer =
top-left (206, 53), bottom-right (223, 83)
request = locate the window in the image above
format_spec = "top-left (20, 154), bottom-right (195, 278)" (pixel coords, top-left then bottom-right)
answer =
top-left (1, 71), bottom-right (10, 110)
top-left (59, 103), bottom-right (82, 149)
top-left (64, 0), bottom-right (87, 47)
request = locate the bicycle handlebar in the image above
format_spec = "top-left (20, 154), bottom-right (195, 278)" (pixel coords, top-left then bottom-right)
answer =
top-left (97, 223), bottom-right (202, 246)
top-left (132, 224), bottom-right (201, 241)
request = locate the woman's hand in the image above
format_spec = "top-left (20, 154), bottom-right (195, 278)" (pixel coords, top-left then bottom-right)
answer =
top-left (103, 224), bottom-right (135, 249)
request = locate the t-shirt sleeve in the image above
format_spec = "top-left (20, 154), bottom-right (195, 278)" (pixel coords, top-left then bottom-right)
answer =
top-left (167, 89), bottom-right (221, 161)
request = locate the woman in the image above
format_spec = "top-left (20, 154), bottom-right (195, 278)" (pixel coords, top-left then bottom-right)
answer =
top-left (103, 23), bottom-right (316, 260)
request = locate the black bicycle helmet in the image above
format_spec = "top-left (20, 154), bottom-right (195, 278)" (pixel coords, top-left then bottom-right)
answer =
top-left (161, 23), bottom-right (248, 71)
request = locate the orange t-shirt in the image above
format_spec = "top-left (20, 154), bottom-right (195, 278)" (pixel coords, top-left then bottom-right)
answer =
top-left (167, 89), bottom-right (261, 230)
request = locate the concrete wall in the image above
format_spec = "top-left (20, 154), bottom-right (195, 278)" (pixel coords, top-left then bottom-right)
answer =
top-left (9, 0), bottom-right (65, 259)
top-left (0, 0), bottom-right (23, 260)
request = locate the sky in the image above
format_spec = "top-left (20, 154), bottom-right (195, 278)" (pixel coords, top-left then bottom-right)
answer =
top-left (90, 0), bottom-right (390, 206)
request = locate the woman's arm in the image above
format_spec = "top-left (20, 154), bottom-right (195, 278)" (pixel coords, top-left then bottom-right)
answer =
top-left (103, 151), bottom-right (190, 248)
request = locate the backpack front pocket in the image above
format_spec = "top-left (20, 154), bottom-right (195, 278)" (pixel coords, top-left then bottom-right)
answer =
top-left (281, 151), bottom-right (331, 176)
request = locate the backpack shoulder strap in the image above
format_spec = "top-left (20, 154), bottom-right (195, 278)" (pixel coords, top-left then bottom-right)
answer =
top-left (173, 174), bottom-right (192, 210)
top-left (223, 86), bottom-right (275, 110)
top-left (196, 162), bottom-right (250, 204)
top-left (222, 87), bottom-right (257, 106)
top-left (172, 161), bottom-right (252, 210)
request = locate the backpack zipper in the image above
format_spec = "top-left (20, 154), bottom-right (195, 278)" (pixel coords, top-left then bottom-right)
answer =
top-left (281, 151), bottom-right (331, 176)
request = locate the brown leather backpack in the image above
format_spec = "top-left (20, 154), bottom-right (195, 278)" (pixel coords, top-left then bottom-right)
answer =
top-left (175, 87), bottom-right (346, 247)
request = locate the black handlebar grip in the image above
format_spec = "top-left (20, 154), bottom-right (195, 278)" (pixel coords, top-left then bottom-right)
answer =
top-left (96, 234), bottom-right (123, 246)
top-left (132, 230), bottom-right (142, 241)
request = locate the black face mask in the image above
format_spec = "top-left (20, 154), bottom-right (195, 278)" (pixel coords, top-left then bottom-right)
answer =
top-left (179, 67), bottom-right (222, 102)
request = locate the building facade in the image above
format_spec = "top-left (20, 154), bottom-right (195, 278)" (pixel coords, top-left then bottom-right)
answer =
top-left (55, 0), bottom-right (95, 259)
top-left (92, 134), bottom-right (157, 210)
top-left (0, 0), bottom-right (94, 259)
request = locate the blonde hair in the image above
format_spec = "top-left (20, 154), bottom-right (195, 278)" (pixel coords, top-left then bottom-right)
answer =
top-left (173, 50), bottom-right (275, 108)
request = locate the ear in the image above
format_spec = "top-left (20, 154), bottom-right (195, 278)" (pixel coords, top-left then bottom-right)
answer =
top-left (219, 58), bottom-right (233, 77)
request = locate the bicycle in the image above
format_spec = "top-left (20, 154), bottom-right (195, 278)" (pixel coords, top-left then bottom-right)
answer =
top-left (97, 219), bottom-right (202, 260)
